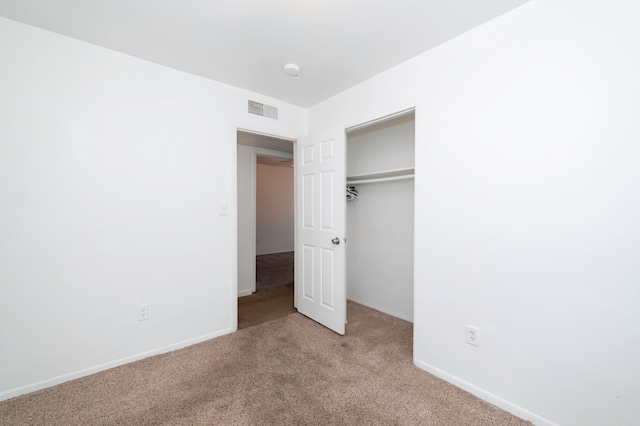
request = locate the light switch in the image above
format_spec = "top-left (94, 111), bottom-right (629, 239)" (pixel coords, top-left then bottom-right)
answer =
top-left (218, 202), bottom-right (229, 216)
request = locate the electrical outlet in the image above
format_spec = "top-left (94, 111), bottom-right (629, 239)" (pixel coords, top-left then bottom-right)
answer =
top-left (466, 325), bottom-right (479, 346)
top-left (138, 304), bottom-right (149, 321)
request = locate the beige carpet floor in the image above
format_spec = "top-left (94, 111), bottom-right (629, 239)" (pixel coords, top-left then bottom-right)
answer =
top-left (238, 283), bottom-right (296, 330)
top-left (0, 302), bottom-right (530, 425)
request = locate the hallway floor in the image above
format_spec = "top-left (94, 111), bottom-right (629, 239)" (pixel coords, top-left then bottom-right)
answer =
top-left (239, 251), bottom-right (295, 330)
top-left (256, 251), bottom-right (293, 290)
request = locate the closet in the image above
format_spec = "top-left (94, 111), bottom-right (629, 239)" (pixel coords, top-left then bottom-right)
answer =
top-left (346, 112), bottom-right (415, 322)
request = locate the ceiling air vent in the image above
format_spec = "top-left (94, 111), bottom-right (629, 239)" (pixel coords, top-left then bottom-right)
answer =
top-left (248, 100), bottom-right (278, 120)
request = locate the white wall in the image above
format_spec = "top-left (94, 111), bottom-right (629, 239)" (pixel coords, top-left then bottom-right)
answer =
top-left (346, 180), bottom-right (414, 322)
top-left (256, 164), bottom-right (294, 255)
top-left (236, 145), bottom-right (255, 297)
top-left (346, 115), bottom-right (414, 322)
top-left (309, 1), bottom-right (640, 425)
top-left (0, 17), bottom-right (305, 399)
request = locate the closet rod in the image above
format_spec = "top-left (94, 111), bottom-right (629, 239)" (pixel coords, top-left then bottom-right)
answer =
top-left (347, 174), bottom-right (414, 185)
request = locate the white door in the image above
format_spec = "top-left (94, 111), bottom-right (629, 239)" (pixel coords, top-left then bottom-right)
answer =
top-left (295, 125), bottom-right (346, 335)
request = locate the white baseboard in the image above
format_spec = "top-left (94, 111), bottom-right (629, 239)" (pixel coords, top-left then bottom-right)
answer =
top-left (413, 359), bottom-right (557, 426)
top-left (0, 328), bottom-right (234, 402)
top-left (237, 289), bottom-right (253, 297)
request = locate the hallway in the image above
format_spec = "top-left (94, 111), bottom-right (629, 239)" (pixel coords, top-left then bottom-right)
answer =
top-left (256, 251), bottom-right (293, 290)
top-left (238, 251), bottom-right (295, 330)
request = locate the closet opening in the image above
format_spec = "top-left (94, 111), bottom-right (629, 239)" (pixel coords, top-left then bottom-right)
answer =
top-left (236, 130), bottom-right (296, 330)
top-left (345, 111), bottom-right (415, 324)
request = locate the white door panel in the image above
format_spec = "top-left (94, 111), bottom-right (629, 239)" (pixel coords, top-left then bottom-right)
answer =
top-left (296, 125), bottom-right (346, 335)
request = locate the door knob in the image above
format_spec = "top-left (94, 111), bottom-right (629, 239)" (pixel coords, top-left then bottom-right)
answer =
top-left (331, 237), bottom-right (340, 245)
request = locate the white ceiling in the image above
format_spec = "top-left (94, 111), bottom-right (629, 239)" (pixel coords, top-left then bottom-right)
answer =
top-left (0, 0), bottom-right (530, 107)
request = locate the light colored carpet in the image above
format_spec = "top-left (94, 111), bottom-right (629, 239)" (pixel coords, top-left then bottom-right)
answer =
top-left (238, 283), bottom-right (295, 330)
top-left (0, 302), bottom-right (530, 425)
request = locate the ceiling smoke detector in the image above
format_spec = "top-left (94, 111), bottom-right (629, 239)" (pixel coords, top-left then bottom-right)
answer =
top-left (283, 63), bottom-right (301, 80)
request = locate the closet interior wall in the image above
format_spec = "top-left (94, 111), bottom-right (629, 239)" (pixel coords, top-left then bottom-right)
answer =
top-left (346, 114), bottom-right (415, 322)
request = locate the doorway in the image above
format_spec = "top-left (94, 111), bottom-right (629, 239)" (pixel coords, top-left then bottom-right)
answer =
top-left (255, 155), bottom-right (295, 291)
top-left (236, 130), bottom-right (296, 329)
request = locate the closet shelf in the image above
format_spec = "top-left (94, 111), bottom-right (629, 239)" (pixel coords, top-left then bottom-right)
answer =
top-left (346, 167), bottom-right (414, 185)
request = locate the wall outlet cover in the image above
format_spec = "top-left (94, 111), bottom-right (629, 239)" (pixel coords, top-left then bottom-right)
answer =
top-left (138, 304), bottom-right (149, 321)
top-left (466, 325), bottom-right (479, 346)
